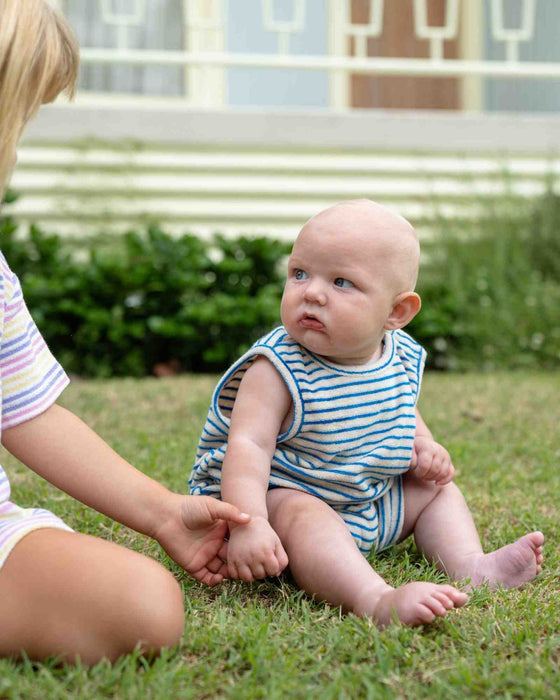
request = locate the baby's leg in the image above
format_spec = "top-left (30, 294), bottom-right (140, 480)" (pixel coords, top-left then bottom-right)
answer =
top-left (401, 472), bottom-right (544, 589)
top-left (0, 529), bottom-right (184, 664)
top-left (266, 488), bottom-right (467, 627)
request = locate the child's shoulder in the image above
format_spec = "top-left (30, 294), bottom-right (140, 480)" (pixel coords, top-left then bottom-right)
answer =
top-left (240, 326), bottom-right (308, 380)
top-left (251, 326), bottom-right (298, 353)
top-left (392, 328), bottom-right (424, 353)
top-left (391, 329), bottom-right (426, 368)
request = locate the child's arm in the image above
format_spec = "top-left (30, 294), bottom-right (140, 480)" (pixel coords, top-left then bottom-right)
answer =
top-left (1, 404), bottom-right (250, 586)
top-left (221, 356), bottom-right (292, 581)
top-left (410, 407), bottom-right (455, 485)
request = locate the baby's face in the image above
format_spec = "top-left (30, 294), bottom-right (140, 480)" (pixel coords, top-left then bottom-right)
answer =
top-left (280, 201), bottom-right (418, 365)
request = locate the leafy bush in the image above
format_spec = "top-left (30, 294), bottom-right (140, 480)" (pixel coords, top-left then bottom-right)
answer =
top-left (0, 199), bottom-right (289, 376)
top-left (409, 192), bottom-right (560, 371)
top-left (2, 190), bottom-right (560, 376)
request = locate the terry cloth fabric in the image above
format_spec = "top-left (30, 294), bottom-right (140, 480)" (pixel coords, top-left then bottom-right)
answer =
top-left (189, 326), bottom-right (426, 555)
top-left (0, 251), bottom-right (72, 569)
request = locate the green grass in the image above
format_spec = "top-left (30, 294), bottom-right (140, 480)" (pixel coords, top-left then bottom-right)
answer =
top-left (0, 372), bottom-right (558, 699)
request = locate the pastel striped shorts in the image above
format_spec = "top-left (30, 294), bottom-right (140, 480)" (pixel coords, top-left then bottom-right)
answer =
top-left (0, 466), bottom-right (73, 570)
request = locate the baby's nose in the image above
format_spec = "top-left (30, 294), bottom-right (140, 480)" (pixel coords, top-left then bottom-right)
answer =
top-left (304, 281), bottom-right (327, 305)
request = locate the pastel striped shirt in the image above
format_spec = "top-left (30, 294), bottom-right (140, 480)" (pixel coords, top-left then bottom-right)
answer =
top-left (0, 251), bottom-right (69, 435)
top-left (189, 326), bottom-right (426, 552)
top-left (0, 251), bottom-right (71, 565)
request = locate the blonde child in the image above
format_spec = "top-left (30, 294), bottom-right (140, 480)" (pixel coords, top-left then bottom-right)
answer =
top-left (190, 199), bottom-right (544, 627)
top-left (0, 0), bottom-right (250, 665)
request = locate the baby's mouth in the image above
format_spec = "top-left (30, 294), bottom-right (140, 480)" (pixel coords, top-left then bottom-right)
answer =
top-left (299, 313), bottom-right (325, 330)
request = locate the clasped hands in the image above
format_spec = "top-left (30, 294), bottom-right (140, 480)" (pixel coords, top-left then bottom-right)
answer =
top-left (174, 437), bottom-right (454, 585)
top-left (224, 438), bottom-right (454, 582)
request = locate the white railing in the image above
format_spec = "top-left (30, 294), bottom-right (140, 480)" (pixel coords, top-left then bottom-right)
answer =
top-left (97, 0), bottom-right (147, 51)
top-left (77, 47), bottom-right (560, 77)
top-left (51, 0), bottom-right (560, 111)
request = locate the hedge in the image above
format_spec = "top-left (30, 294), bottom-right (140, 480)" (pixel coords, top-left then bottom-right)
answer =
top-left (2, 190), bottom-right (560, 376)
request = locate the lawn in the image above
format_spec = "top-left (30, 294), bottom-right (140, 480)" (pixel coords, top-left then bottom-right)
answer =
top-left (0, 372), bottom-right (558, 699)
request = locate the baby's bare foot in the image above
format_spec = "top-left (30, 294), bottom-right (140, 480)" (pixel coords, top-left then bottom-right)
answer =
top-left (357, 582), bottom-right (468, 627)
top-left (466, 532), bottom-right (544, 590)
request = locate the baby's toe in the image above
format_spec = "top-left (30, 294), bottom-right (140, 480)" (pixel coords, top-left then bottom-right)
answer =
top-left (431, 590), bottom-right (455, 610)
top-left (422, 595), bottom-right (449, 618)
top-left (528, 531), bottom-right (545, 548)
top-left (416, 603), bottom-right (437, 624)
top-left (440, 585), bottom-right (468, 606)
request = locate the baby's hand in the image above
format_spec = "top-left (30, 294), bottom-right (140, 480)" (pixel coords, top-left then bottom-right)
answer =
top-left (227, 516), bottom-right (288, 582)
top-left (410, 436), bottom-right (455, 485)
top-left (153, 494), bottom-right (251, 586)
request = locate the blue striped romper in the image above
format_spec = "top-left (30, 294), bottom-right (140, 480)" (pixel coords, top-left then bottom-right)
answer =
top-left (189, 326), bottom-right (426, 556)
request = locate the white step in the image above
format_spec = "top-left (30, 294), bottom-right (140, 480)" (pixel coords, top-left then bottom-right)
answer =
top-left (15, 147), bottom-right (560, 177)
top-left (10, 171), bottom-right (552, 198)
top-left (8, 144), bottom-right (557, 239)
top-left (6, 195), bottom-right (499, 222)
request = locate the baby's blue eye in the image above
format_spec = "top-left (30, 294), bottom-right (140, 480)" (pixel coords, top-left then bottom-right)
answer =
top-left (334, 277), bottom-right (353, 289)
top-left (294, 269), bottom-right (308, 280)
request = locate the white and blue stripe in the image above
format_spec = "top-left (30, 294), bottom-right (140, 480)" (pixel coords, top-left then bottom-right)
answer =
top-left (189, 326), bottom-right (426, 555)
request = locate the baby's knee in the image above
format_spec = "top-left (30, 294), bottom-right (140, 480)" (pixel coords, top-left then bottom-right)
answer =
top-left (429, 479), bottom-right (461, 502)
top-left (269, 490), bottom-right (340, 538)
top-left (404, 471), bottom-right (453, 500)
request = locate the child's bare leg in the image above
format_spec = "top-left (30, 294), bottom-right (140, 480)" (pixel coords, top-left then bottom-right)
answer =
top-left (266, 488), bottom-right (467, 627)
top-left (0, 529), bottom-right (185, 664)
top-left (401, 472), bottom-right (544, 588)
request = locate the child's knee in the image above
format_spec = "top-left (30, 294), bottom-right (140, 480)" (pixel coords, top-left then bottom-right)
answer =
top-left (123, 561), bottom-right (184, 654)
top-left (0, 530), bottom-right (185, 662)
top-left (90, 560), bottom-right (185, 662)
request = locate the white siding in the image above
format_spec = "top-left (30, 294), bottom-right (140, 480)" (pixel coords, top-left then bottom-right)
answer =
top-left (9, 105), bottom-right (560, 240)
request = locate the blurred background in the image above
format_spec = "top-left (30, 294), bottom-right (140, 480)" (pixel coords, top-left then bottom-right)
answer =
top-left (8, 0), bottom-right (560, 239)
top-left (3, 0), bottom-right (560, 376)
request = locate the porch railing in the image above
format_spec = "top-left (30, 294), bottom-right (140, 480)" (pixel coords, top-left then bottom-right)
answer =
top-left (50, 0), bottom-right (560, 111)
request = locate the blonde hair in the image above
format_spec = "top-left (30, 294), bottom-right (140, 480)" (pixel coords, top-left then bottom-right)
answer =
top-left (0, 0), bottom-right (79, 194)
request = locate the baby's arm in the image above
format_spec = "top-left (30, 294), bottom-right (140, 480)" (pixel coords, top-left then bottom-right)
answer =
top-left (221, 356), bottom-right (292, 581)
top-left (1, 405), bottom-right (250, 585)
top-left (410, 408), bottom-right (455, 485)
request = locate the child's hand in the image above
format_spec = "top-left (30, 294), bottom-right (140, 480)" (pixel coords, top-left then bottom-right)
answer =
top-left (410, 436), bottom-right (455, 485)
top-left (227, 516), bottom-right (288, 582)
top-left (153, 494), bottom-right (251, 586)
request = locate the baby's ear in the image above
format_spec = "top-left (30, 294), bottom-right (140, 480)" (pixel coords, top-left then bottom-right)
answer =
top-left (384, 292), bottom-right (421, 331)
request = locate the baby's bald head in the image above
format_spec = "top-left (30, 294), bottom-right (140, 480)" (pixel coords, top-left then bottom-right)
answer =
top-left (284, 200), bottom-right (422, 362)
top-left (299, 199), bottom-right (420, 294)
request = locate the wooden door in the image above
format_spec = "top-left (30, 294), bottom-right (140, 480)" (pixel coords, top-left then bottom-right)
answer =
top-left (350, 0), bottom-right (460, 110)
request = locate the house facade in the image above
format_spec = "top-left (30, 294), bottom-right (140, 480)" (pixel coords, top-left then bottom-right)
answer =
top-left (10, 0), bottom-right (560, 239)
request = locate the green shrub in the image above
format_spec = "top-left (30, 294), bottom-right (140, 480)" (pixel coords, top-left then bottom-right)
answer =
top-left (0, 200), bottom-right (289, 376)
top-left (2, 190), bottom-right (560, 376)
top-left (410, 193), bottom-right (560, 370)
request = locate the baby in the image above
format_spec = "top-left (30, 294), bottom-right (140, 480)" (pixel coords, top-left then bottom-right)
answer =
top-left (189, 199), bottom-right (544, 627)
